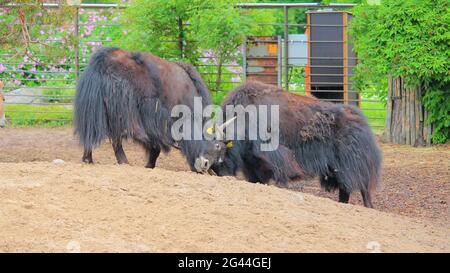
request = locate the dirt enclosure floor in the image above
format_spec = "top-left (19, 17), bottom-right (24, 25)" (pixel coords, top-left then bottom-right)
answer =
top-left (0, 128), bottom-right (449, 252)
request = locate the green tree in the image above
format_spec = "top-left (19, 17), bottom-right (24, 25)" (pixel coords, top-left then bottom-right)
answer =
top-left (120, 0), bottom-right (274, 92)
top-left (191, 0), bottom-right (273, 92)
top-left (119, 0), bottom-right (198, 62)
top-left (351, 0), bottom-right (450, 144)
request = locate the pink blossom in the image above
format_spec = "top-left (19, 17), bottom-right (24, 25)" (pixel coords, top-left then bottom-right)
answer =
top-left (40, 30), bottom-right (45, 35)
top-left (13, 80), bottom-right (21, 85)
top-left (231, 76), bottom-right (241, 83)
top-left (29, 67), bottom-right (36, 73)
top-left (0, 64), bottom-right (6, 73)
top-left (86, 24), bottom-right (95, 32)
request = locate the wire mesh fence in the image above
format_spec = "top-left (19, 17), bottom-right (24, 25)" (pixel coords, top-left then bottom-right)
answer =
top-left (0, 3), bottom-right (385, 132)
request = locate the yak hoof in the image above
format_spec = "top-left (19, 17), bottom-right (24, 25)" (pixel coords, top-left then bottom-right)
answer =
top-left (82, 158), bottom-right (93, 164)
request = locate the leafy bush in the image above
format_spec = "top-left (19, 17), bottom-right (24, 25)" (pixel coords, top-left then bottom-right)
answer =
top-left (119, 0), bottom-right (274, 92)
top-left (351, 0), bottom-right (450, 143)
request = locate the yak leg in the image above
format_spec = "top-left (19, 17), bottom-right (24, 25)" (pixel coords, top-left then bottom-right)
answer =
top-left (361, 190), bottom-right (374, 208)
top-left (338, 188), bottom-right (350, 204)
top-left (241, 164), bottom-right (260, 183)
top-left (112, 139), bottom-right (129, 164)
top-left (82, 149), bottom-right (93, 164)
top-left (145, 145), bottom-right (161, 169)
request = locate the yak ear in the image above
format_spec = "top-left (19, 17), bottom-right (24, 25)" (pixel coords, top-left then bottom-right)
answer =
top-left (226, 141), bottom-right (233, 149)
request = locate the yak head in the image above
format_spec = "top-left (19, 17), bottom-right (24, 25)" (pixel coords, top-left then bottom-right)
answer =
top-left (190, 117), bottom-right (236, 174)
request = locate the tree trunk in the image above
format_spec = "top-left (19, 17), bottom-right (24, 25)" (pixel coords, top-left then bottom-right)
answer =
top-left (177, 17), bottom-right (184, 59)
top-left (215, 58), bottom-right (224, 93)
top-left (383, 77), bottom-right (433, 146)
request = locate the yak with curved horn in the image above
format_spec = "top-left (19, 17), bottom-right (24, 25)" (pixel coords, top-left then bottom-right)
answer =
top-left (212, 81), bottom-right (382, 208)
top-left (74, 47), bottom-right (232, 173)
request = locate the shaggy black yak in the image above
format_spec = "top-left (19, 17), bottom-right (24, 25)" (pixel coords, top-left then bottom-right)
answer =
top-left (74, 47), bottom-right (229, 173)
top-left (212, 81), bottom-right (382, 208)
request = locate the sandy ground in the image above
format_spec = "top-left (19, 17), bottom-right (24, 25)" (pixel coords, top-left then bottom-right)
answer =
top-left (0, 128), bottom-right (449, 252)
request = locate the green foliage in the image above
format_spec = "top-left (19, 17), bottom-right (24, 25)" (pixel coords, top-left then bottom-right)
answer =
top-left (351, 0), bottom-right (450, 143)
top-left (119, 0), bottom-right (274, 91)
top-left (422, 85), bottom-right (450, 143)
top-left (119, 0), bottom-right (199, 62)
top-left (191, 0), bottom-right (274, 91)
top-left (258, 0), bottom-right (362, 35)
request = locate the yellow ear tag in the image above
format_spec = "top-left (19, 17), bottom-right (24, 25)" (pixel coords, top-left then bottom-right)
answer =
top-left (207, 127), bottom-right (214, 135)
top-left (226, 141), bottom-right (233, 149)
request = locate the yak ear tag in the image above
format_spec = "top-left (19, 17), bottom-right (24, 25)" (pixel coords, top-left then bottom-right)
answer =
top-left (207, 127), bottom-right (215, 135)
top-left (226, 141), bottom-right (233, 149)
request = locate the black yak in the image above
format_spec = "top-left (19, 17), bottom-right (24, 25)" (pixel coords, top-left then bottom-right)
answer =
top-left (212, 81), bottom-right (382, 208)
top-left (74, 47), bottom-right (230, 173)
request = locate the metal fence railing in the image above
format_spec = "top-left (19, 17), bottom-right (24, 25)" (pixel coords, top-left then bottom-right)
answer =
top-left (0, 3), bottom-right (386, 132)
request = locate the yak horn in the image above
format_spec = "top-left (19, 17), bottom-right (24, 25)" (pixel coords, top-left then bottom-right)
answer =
top-left (207, 168), bottom-right (217, 176)
top-left (215, 116), bottom-right (237, 138)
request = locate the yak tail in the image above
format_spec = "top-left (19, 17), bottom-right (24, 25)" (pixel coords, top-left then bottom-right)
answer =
top-left (175, 61), bottom-right (212, 104)
top-left (74, 47), bottom-right (117, 152)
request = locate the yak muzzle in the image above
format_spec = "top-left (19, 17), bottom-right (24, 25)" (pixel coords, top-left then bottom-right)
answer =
top-left (194, 156), bottom-right (211, 173)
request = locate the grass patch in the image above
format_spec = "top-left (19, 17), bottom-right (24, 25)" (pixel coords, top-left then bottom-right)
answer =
top-left (360, 100), bottom-right (386, 134)
top-left (5, 104), bottom-right (73, 127)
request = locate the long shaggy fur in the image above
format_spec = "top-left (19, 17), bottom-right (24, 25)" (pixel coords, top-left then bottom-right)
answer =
top-left (214, 81), bottom-right (382, 207)
top-left (74, 47), bottom-right (217, 170)
top-left (75, 48), bottom-right (171, 152)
